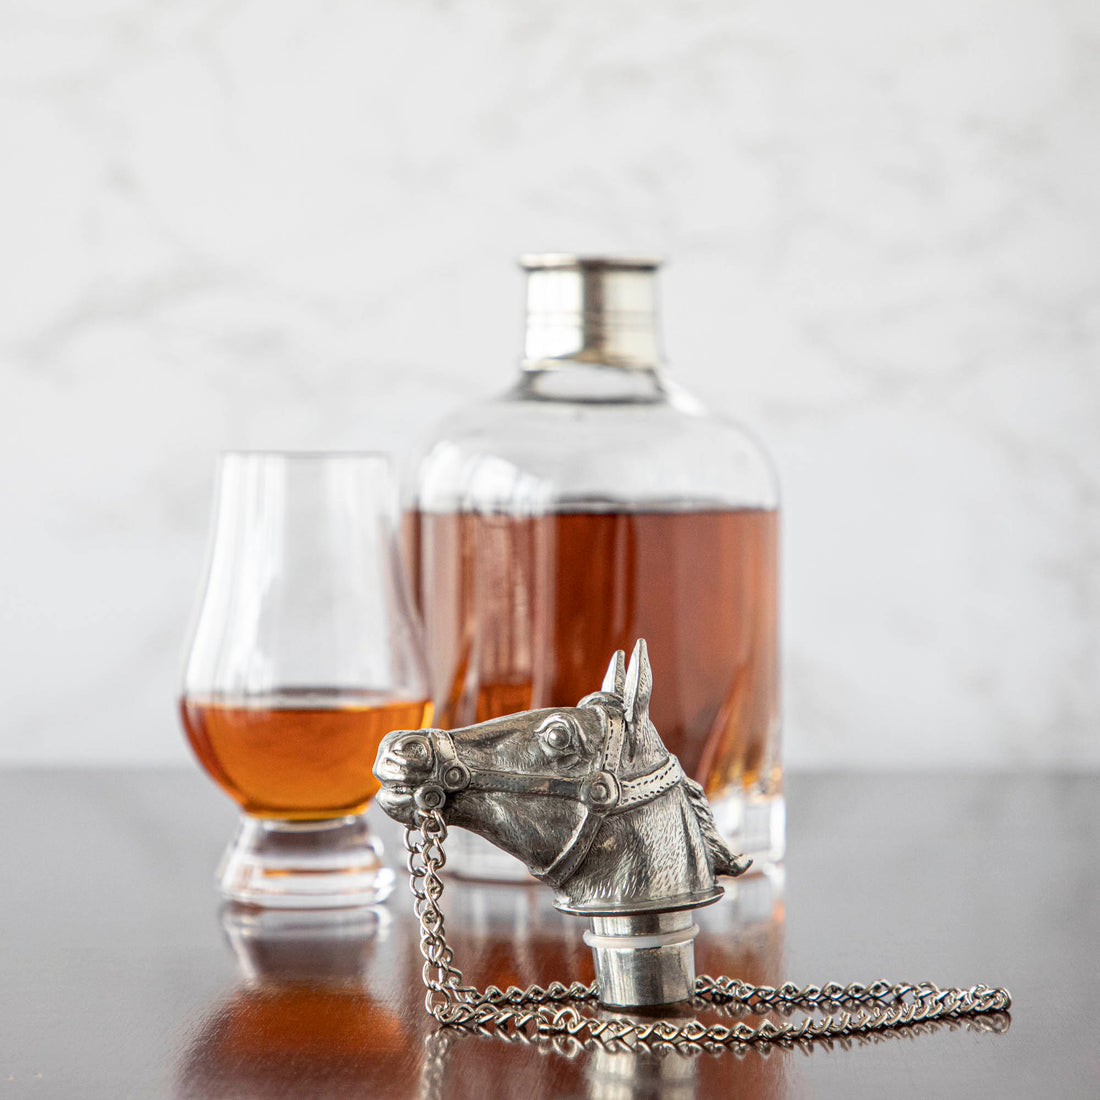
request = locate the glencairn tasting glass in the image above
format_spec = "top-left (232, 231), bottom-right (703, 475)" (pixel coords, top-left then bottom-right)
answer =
top-left (181, 452), bottom-right (431, 907)
top-left (407, 256), bottom-right (780, 880)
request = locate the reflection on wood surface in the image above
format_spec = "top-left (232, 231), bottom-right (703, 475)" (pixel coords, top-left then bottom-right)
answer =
top-left (417, 870), bottom-right (790, 1100)
top-left (172, 868), bottom-right (1005, 1100)
top-left (177, 906), bottom-right (414, 1098)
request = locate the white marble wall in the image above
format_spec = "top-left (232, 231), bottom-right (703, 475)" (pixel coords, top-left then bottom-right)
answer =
top-left (2, 0), bottom-right (1097, 768)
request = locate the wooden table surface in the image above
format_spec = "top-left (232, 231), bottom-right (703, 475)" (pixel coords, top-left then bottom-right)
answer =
top-left (1, 770), bottom-right (1096, 1098)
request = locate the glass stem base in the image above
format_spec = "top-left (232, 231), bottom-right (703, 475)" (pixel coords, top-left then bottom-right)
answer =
top-left (217, 814), bottom-right (395, 908)
top-left (709, 788), bottom-right (785, 869)
top-left (443, 789), bottom-right (785, 884)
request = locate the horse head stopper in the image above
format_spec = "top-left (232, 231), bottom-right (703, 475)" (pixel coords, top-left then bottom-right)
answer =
top-left (373, 639), bottom-right (752, 1007)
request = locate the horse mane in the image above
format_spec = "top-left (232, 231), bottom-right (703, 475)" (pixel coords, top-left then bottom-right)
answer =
top-left (582, 664), bottom-right (752, 878)
top-left (680, 775), bottom-right (752, 878)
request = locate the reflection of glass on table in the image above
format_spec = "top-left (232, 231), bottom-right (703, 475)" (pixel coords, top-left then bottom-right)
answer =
top-left (178, 905), bottom-right (409, 1099)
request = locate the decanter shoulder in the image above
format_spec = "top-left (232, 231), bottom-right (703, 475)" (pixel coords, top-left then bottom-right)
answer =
top-left (410, 376), bottom-right (778, 513)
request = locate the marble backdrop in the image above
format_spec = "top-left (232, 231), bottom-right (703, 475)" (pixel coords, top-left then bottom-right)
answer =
top-left (1, 0), bottom-right (1096, 768)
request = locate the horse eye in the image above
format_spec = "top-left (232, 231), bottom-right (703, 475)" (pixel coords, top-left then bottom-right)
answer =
top-left (544, 724), bottom-right (573, 751)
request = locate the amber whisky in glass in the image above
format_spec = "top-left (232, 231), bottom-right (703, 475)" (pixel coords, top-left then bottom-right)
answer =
top-left (182, 452), bottom-right (431, 907)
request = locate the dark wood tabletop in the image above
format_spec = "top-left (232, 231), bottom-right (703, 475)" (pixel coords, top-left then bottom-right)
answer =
top-left (1, 770), bottom-right (1096, 1098)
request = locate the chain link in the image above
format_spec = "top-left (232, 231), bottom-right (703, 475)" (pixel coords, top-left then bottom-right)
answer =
top-left (404, 810), bottom-right (1011, 1048)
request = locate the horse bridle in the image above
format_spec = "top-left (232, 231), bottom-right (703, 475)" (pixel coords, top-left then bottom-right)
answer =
top-left (408, 703), bottom-right (685, 888)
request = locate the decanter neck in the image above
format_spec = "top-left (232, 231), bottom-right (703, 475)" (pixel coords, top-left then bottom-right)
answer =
top-left (521, 255), bottom-right (664, 372)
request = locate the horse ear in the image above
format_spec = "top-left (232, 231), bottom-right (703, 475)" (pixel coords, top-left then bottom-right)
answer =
top-left (601, 650), bottom-right (626, 696)
top-left (622, 639), bottom-right (653, 728)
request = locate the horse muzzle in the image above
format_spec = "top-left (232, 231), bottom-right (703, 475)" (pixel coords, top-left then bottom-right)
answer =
top-left (373, 728), bottom-right (472, 821)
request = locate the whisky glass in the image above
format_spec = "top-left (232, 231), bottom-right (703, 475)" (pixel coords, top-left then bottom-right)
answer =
top-left (181, 452), bottom-right (431, 907)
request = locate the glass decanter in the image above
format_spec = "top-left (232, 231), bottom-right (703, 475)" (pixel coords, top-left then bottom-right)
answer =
top-left (406, 256), bottom-right (781, 880)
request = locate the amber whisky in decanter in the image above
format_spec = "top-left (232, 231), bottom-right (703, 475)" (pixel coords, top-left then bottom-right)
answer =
top-left (407, 256), bottom-right (781, 879)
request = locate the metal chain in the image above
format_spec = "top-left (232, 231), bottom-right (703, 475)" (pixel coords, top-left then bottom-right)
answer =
top-left (404, 811), bottom-right (1011, 1048)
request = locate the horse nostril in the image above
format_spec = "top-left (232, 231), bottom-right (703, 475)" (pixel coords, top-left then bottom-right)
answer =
top-left (397, 735), bottom-right (430, 765)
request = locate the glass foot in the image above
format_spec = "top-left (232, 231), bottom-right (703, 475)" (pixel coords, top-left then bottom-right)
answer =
top-left (709, 788), bottom-right (785, 870)
top-left (217, 814), bottom-right (395, 908)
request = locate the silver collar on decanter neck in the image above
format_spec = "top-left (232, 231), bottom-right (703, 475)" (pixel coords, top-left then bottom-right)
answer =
top-left (520, 255), bottom-right (664, 372)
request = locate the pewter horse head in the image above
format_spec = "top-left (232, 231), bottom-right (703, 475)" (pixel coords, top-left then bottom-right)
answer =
top-left (374, 640), bottom-right (751, 914)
